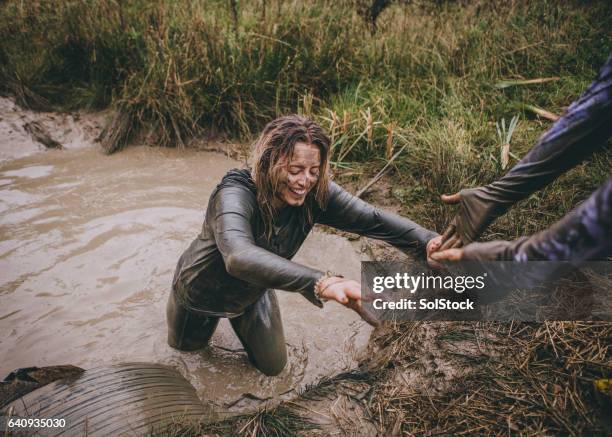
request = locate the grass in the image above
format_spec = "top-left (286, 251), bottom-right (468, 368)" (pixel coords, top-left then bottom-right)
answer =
top-left (1, 1), bottom-right (610, 147)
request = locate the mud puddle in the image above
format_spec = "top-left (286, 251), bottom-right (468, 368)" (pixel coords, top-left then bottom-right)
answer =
top-left (0, 110), bottom-right (372, 413)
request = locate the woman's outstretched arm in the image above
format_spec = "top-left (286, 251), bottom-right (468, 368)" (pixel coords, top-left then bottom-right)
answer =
top-left (316, 181), bottom-right (439, 255)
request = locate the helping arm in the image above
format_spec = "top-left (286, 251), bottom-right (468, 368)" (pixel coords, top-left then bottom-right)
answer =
top-left (442, 54), bottom-right (612, 246)
top-left (433, 176), bottom-right (612, 262)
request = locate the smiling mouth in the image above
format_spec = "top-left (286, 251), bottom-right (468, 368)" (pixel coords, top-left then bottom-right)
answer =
top-left (289, 187), bottom-right (307, 197)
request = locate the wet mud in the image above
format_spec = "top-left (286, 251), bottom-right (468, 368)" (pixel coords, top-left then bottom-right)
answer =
top-left (0, 103), bottom-right (372, 413)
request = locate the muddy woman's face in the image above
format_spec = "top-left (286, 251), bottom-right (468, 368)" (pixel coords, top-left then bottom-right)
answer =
top-left (276, 142), bottom-right (321, 207)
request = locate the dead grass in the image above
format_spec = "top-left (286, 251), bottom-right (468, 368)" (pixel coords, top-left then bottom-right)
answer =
top-left (368, 321), bottom-right (611, 435)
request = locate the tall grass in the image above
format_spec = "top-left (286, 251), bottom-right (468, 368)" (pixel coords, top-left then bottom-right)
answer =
top-left (1, 0), bottom-right (610, 236)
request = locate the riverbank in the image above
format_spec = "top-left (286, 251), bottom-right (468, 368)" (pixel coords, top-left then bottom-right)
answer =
top-left (2, 0), bottom-right (609, 238)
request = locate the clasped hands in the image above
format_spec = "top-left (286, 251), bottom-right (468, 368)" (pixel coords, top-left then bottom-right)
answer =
top-left (324, 186), bottom-right (507, 326)
top-left (428, 186), bottom-right (519, 265)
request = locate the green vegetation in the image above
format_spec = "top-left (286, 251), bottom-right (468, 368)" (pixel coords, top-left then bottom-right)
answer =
top-left (1, 0), bottom-right (609, 238)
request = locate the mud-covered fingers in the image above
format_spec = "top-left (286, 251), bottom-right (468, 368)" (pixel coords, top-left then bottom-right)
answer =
top-left (346, 297), bottom-right (362, 312)
top-left (426, 235), bottom-right (443, 257)
top-left (322, 280), bottom-right (361, 305)
top-left (451, 238), bottom-right (464, 249)
top-left (427, 254), bottom-right (444, 270)
top-left (439, 234), bottom-right (460, 251)
top-left (341, 281), bottom-right (362, 302)
top-left (331, 289), bottom-right (349, 305)
top-left (347, 298), bottom-right (380, 328)
top-left (430, 248), bottom-right (464, 262)
top-left (440, 224), bottom-right (456, 244)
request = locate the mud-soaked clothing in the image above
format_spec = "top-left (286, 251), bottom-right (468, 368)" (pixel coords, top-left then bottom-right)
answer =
top-left (453, 54), bottom-right (612, 245)
top-left (167, 169), bottom-right (437, 372)
top-left (462, 176), bottom-right (612, 262)
top-left (171, 169), bottom-right (436, 316)
top-left (167, 288), bottom-right (287, 376)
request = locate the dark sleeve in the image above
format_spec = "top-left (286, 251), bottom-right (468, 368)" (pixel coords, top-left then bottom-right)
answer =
top-left (316, 181), bottom-right (439, 254)
top-left (513, 176), bottom-right (612, 262)
top-left (481, 54), bottom-right (612, 205)
top-left (209, 186), bottom-right (324, 307)
top-left (451, 55), bottom-right (612, 243)
top-left (462, 177), bottom-right (612, 262)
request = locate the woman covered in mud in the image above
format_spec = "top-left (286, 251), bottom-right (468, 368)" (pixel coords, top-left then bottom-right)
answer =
top-left (167, 115), bottom-right (442, 376)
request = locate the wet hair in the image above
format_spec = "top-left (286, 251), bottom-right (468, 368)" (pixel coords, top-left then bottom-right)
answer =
top-left (251, 115), bottom-right (331, 240)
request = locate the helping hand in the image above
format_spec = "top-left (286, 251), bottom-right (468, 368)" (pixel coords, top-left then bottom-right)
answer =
top-left (426, 235), bottom-right (444, 269)
top-left (431, 239), bottom-right (522, 263)
top-left (439, 187), bottom-right (514, 250)
top-left (439, 192), bottom-right (465, 251)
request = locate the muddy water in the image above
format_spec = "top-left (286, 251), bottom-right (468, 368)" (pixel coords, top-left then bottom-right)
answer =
top-left (0, 137), bottom-right (372, 412)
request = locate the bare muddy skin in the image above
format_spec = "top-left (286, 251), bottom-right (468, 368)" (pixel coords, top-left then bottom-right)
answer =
top-left (0, 107), bottom-right (372, 413)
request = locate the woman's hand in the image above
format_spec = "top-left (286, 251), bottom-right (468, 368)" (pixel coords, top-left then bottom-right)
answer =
top-left (319, 278), bottom-right (380, 327)
top-left (426, 235), bottom-right (444, 269)
top-left (319, 277), bottom-right (361, 305)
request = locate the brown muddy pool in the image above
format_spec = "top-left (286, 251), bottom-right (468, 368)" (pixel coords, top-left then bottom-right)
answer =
top-left (0, 138), bottom-right (372, 413)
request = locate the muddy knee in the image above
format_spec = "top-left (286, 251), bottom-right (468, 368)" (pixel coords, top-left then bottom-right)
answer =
top-left (250, 346), bottom-right (287, 376)
top-left (231, 290), bottom-right (287, 376)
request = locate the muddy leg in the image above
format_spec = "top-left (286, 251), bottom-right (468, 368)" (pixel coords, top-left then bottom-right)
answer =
top-left (166, 289), bottom-right (219, 351)
top-left (230, 290), bottom-right (287, 376)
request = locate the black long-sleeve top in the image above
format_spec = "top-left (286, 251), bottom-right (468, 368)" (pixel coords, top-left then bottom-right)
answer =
top-left (172, 169), bottom-right (438, 317)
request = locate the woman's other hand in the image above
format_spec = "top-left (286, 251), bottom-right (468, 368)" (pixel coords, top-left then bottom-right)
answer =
top-left (320, 278), bottom-right (380, 327)
top-left (320, 277), bottom-right (361, 305)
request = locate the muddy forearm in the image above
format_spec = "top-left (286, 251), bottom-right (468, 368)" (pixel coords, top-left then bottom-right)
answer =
top-left (462, 177), bottom-right (612, 262)
top-left (318, 182), bottom-right (438, 254)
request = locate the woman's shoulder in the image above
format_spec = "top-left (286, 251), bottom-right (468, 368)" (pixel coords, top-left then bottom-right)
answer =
top-left (213, 168), bottom-right (257, 197)
top-left (206, 168), bottom-right (259, 218)
top-left (325, 180), bottom-right (354, 202)
top-left (218, 168), bottom-right (255, 189)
